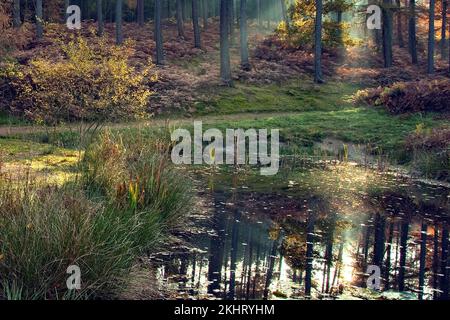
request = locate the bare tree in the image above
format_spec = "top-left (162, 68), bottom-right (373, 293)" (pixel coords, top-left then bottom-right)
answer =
top-left (97, 0), bottom-right (104, 36)
top-left (240, 0), bottom-right (250, 70)
top-left (192, 0), bottom-right (201, 48)
top-left (314, 0), bottom-right (324, 83)
top-left (396, 0), bottom-right (404, 47)
top-left (137, 0), bottom-right (145, 27)
top-left (176, 0), bottom-right (185, 37)
top-left (382, 0), bottom-right (393, 67)
top-left (408, 0), bottom-right (418, 64)
top-left (36, 0), bottom-right (43, 39)
top-left (155, 0), bottom-right (165, 64)
top-left (427, 0), bottom-right (436, 73)
top-left (115, 0), bottom-right (123, 45)
top-left (220, 0), bottom-right (232, 85)
top-left (440, 0), bottom-right (447, 58)
top-left (202, 0), bottom-right (208, 30)
top-left (13, 0), bottom-right (21, 28)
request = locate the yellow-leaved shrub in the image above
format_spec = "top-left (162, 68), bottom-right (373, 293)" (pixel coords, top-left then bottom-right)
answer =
top-left (11, 36), bottom-right (156, 124)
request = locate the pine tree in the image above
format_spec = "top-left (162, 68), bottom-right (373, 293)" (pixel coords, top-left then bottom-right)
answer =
top-left (240, 0), bottom-right (251, 70)
top-left (155, 0), bottom-right (165, 64)
top-left (220, 0), bottom-right (232, 84)
top-left (427, 0), bottom-right (436, 73)
top-left (192, 0), bottom-right (201, 48)
top-left (314, 0), bottom-right (324, 83)
top-left (115, 0), bottom-right (123, 45)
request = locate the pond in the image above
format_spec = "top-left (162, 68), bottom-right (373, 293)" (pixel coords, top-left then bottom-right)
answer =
top-left (150, 160), bottom-right (449, 300)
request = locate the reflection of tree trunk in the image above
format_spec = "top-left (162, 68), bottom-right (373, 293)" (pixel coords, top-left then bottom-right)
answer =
top-left (432, 225), bottom-right (440, 300)
top-left (324, 213), bottom-right (337, 293)
top-left (263, 234), bottom-right (280, 299)
top-left (332, 241), bottom-right (344, 288)
top-left (394, 222), bottom-right (400, 283)
top-left (439, 226), bottom-right (449, 300)
top-left (246, 230), bottom-right (253, 299)
top-left (228, 208), bottom-right (241, 299)
top-left (207, 203), bottom-right (226, 296)
top-left (398, 220), bottom-right (409, 292)
top-left (363, 214), bottom-right (373, 267)
top-left (252, 236), bottom-right (261, 298)
top-left (373, 213), bottom-right (386, 271)
top-left (384, 221), bottom-right (394, 290)
top-left (418, 223), bottom-right (427, 300)
top-left (305, 214), bottom-right (316, 299)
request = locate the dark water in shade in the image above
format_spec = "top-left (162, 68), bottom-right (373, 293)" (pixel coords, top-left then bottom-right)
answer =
top-left (150, 163), bottom-right (450, 300)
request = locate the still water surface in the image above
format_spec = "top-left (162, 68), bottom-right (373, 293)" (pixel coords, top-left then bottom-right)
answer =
top-left (151, 162), bottom-right (449, 300)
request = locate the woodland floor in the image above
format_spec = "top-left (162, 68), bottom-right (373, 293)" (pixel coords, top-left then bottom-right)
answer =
top-left (0, 19), bottom-right (449, 181)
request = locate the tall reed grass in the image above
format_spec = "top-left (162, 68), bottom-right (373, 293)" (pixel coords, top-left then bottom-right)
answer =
top-left (0, 128), bottom-right (191, 299)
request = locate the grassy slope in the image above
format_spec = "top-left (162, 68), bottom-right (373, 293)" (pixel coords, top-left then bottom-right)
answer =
top-left (0, 78), bottom-right (445, 171)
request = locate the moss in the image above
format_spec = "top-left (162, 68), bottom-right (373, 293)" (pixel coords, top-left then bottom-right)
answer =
top-left (194, 79), bottom-right (360, 115)
top-left (0, 138), bottom-right (80, 183)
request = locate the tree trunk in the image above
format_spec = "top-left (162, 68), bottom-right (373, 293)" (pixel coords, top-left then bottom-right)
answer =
top-left (427, 0), bottom-right (436, 73)
top-left (280, 0), bottom-right (289, 28)
top-left (314, 0), bottom-right (323, 83)
top-left (240, 0), bottom-right (250, 70)
top-left (220, 0), bottom-right (232, 85)
top-left (441, 0), bottom-right (447, 58)
top-left (192, 0), bottom-right (201, 48)
top-left (115, 0), bottom-right (123, 45)
top-left (13, 0), bottom-right (21, 28)
top-left (408, 0), bottom-right (418, 63)
top-left (202, 0), bottom-right (208, 30)
top-left (97, 0), bottom-right (104, 36)
top-left (65, 0), bottom-right (70, 21)
top-left (137, 0), bottom-right (144, 26)
top-left (36, 0), bottom-right (43, 39)
top-left (155, 0), bottom-right (165, 64)
top-left (228, 0), bottom-right (235, 44)
top-left (176, 0), bottom-right (185, 37)
top-left (396, 0), bottom-right (404, 47)
top-left (382, 0), bottom-right (393, 67)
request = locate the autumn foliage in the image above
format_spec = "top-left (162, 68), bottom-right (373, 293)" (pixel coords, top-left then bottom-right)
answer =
top-left (6, 35), bottom-right (155, 124)
top-left (354, 78), bottom-right (450, 114)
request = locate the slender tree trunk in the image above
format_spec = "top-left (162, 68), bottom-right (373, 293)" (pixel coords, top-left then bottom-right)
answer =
top-left (418, 223), bottom-right (427, 300)
top-left (155, 0), bottom-right (165, 64)
top-left (192, 0), bottom-right (201, 48)
top-left (280, 0), bottom-right (289, 28)
top-left (176, 0), bottom-right (185, 37)
top-left (441, 0), bottom-right (448, 58)
top-left (220, 0), bottom-right (232, 84)
top-left (36, 0), bottom-right (43, 39)
top-left (314, 0), bottom-right (324, 83)
top-left (13, 0), bottom-right (21, 28)
top-left (202, 0), bottom-right (208, 29)
top-left (228, 0), bottom-right (235, 44)
top-left (240, 0), bottom-right (251, 70)
top-left (382, 0), bottom-right (394, 67)
top-left (182, 0), bottom-right (186, 21)
top-left (396, 0), bottom-right (404, 47)
top-left (427, 0), bottom-right (436, 73)
top-left (97, 0), bottom-right (104, 36)
top-left (65, 0), bottom-right (70, 21)
top-left (115, 0), bottom-right (123, 45)
top-left (137, 0), bottom-right (144, 26)
top-left (408, 0), bottom-right (418, 63)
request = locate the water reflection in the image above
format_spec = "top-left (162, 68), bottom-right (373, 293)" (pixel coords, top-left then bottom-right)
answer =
top-left (151, 163), bottom-right (449, 300)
